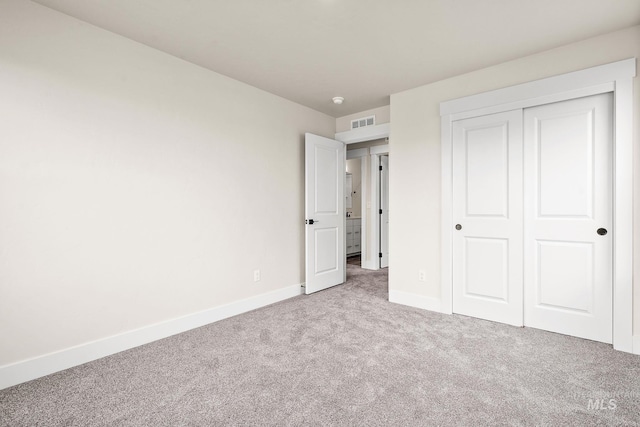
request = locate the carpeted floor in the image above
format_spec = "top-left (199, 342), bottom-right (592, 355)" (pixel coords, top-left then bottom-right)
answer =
top-left (1, 264), bottom-right (639, 426)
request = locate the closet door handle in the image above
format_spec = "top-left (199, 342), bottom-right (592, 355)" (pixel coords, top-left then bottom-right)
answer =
top-left (597, 228), bottom-right (607, 236)
top-left (455, 224), bottom-right (462, 230)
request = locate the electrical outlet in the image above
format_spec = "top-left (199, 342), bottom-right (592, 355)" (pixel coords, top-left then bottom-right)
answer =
top-left (253, 270), bottom-right (261, 282)
top-left (418, 270), bottom-right (426, 282)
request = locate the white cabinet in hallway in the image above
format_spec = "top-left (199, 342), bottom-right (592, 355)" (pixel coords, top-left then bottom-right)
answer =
top-left (346, 218), bottom-right (361, 256)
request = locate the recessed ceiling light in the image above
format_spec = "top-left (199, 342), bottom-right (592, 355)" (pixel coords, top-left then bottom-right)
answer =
top-left (332, 96), bottom-right (344, 105)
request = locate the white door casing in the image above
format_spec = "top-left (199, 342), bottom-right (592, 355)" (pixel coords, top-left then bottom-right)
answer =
top-left (380, 155), bottom-right (389, 268)
top-left (452, 110), bottom-right (524, 326)
top-left (368, 144), bottom-right (390, 271)
top-left (523, 94), bottom-right (613, 343)
top-left (304, 133), bottom-right (346, 294)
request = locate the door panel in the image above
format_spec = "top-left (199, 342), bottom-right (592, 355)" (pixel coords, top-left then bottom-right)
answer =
top-left (464, 237), bottom-right (509, 301)
top-left (452, 110), bottom-right (523, 326)
top-left (315, 145), bottom-right (339, 213)
top-left (314, 228), bottom-right (339, 274)
top-left (465, 126), bottom-right (509, 217)
top-left (305, 133), bottom-right (345, 294)
top-left (537, 111), bottom-right (594, 218)
top-left (536, 241), bottom-right (593, 312)
top-left (524, 93), bottom-right (613, 343)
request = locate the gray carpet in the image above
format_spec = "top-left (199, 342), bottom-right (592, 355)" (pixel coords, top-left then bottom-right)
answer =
top-left (1, 265), bottom-right (640, 426)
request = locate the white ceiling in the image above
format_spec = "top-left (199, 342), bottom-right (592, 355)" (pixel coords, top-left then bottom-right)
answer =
top-left (33, 0), bottom-right (640, 117)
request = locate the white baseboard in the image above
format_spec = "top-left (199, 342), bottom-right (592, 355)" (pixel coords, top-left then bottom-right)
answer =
top-left (633, 335), bottom-right (640, 355)
top-left (389, 290), bottom-right (444, 313)
top-left (0, 283), bottom-right (304, 390)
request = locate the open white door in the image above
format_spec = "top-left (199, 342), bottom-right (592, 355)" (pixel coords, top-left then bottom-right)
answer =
top-left (305, 133), bottom-right (346, 294)
top-left (380, 155), bottom-right (389, 268)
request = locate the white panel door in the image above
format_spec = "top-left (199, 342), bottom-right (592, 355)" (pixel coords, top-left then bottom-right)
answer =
top-left (380, 155), bottom-right (389, 268)
top-left (452, 110), bottom-right (523, 326)
top-left (524, 94), bottom-right (613, 343)
top-left (305, 133), bottom-right (345, 294)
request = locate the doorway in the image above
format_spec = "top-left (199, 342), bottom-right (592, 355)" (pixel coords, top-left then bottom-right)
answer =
top-left (304, 130), bottom-right (390, 294)
top-left (345, 139), bottom-right (389, 271)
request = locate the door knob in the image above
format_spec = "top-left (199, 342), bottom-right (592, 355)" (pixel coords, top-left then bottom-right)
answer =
top-left (597, 228), bottom-right (607, 236)
top-left (306, 219), bottom-right (319, 225)
top-left (455, 224), bottom-right (462, 230)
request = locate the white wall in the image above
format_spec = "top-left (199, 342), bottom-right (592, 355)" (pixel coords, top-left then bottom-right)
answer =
top-left (0, 0), bottom-right (334, 367)
top-left (390, 26), bottom-right (640, 330)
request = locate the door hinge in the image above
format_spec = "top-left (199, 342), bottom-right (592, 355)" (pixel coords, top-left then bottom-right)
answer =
top-left (379, 209), bottom-right (383, 214)
top-left (379, 165), bottom-right (383, 171)
top-left (379, 252), bottom-right (383, 258)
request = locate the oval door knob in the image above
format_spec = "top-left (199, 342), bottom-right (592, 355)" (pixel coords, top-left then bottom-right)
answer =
top-left (597, 228), bottom-right (607, 236)
top-left (455, 224), bottom-right (462, 230)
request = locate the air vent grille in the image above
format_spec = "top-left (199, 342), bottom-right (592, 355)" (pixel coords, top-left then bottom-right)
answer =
top-left (351, 115), bottom-right (376, 130)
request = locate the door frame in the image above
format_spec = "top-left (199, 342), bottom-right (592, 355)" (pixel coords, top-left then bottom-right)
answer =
top-left (440, 58), bottom-right (636, 353)
top-left (343, 144), bottom-right (390, 270)
top-left (337, 126), bottom-right (390, 271)
top-left (370, 145), bottom-right (390, 270)
top-left (347, 148), bottom-right (368, 265)
top-left (379, 154), bottom-right (390, 268)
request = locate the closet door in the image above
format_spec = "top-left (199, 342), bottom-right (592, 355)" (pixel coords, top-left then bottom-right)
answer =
top-left (452, 110), bottom-right (523, 326)
top-left (523, 93), bottom-right (613, 343)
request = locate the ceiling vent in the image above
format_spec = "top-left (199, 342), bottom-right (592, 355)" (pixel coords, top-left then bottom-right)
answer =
top-left (351, 115), bottom-right (375, 130)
